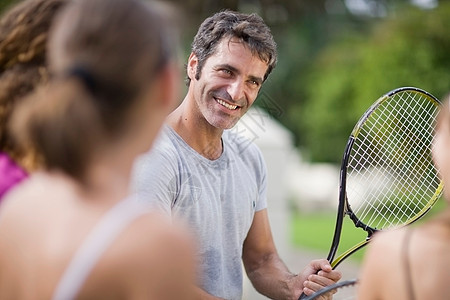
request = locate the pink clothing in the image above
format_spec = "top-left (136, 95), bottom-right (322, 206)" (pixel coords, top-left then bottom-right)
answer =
top-left (0, 152), bottom-right (28, 202)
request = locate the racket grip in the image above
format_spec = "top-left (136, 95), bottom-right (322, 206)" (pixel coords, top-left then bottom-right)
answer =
top-left (297, 266), bottom-right (322, 300)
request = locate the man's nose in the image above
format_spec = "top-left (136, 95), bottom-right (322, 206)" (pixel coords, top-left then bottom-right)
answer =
top-left (227, 80), bottom-right (245, 101)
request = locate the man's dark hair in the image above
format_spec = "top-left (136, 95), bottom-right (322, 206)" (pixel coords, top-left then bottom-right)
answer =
top-left (188, 10), bottom-right (277, 85)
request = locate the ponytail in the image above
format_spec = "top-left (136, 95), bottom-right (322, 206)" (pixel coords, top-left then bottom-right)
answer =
top-left (11, 76), bottom-right (103, 181)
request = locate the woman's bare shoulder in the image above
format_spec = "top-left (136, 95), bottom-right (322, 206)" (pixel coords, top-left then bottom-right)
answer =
top-left (0, 173), bottom-right (59, 221)
top-left (82, 211), bottom-right (195, 298)
top-left (369, 227), bottom-right (408, 252)
top-left (120, 211), bottom-right (193, 256)
top-left (99, 210), bottom-right (192, 264)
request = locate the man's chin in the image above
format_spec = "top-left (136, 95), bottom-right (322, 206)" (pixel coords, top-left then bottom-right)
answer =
top-left (207, 117), bottom-right (240, 131)
top-left (217, 119), bottom-right (240, 130)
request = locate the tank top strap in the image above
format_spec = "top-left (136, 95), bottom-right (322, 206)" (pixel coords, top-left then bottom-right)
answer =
top-left (402, 228), bottom-right (416, 300)
top-left (52, 196), bottom-right (147, 300)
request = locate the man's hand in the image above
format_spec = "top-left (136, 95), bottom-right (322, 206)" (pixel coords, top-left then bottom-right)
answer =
top-left (289, 259), bottom-right (342, 299)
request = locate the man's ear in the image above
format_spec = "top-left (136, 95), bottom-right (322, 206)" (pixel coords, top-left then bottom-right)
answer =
top-left (187, 52), bottom-right (198, 81)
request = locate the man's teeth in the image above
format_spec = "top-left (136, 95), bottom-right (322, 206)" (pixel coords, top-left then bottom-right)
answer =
top-left (217, 99), bottom-right (238, 110)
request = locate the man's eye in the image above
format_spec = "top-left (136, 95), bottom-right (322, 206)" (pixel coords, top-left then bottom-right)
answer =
top-left (249, 80), bottom-right (260, 88)
top-left (220, 69), bottom-right (232, 75)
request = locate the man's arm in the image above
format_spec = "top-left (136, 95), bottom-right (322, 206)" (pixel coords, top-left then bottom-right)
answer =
top-left (242, 209), bottom-right (341, 300)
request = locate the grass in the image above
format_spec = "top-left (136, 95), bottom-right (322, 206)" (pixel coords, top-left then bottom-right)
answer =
top-left (291, 211), bottom-right (368, 264)
top-left (290, 197), bottom-right (447, 265)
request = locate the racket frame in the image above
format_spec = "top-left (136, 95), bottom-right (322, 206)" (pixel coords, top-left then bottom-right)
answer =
top-left (298, 87), bottom-right (442, 300)
top-left (327, 87), bottom-right (443, 269)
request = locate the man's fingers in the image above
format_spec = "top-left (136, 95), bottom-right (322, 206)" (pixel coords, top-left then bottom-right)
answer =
top-left (309, 259), bottom-right (332, 272)
top-left (303, 281), bottom-right (337, 300)
top-left (318, 269), bottom-right (342, 282)
top-left (307, 274), bottom-right (336, 288)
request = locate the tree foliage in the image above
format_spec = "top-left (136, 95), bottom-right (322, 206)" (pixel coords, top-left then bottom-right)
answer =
top-left (298, 3), bottom-right (450, 162)
top-left (0, 0), bottom-right (17, 13)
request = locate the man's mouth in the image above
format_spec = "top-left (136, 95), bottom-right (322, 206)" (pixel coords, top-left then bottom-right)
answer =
top-left (216, 98), bottom-right (238, 110)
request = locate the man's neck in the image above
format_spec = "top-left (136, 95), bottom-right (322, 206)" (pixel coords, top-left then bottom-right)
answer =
top-left (167, 100), bottom-right (224, 160)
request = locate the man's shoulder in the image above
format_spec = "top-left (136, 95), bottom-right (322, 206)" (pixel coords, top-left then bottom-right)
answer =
top-left (139, 127), bottom-right (180, 160)
top-left (132, 128), bottom-right (182, 182)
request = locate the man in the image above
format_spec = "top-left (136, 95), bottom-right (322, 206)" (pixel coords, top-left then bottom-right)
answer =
top-left (132, 10), bottom-right (341, 300)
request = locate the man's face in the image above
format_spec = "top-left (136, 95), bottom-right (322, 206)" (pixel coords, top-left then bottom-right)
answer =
top-left (187, 37), bottom-right (268, 129)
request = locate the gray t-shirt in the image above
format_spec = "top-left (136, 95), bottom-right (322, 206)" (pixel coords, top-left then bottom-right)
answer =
top-left (131, 125), bottom-right (268, 300)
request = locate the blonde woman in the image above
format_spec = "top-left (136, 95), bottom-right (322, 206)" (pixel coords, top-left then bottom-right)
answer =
top-left (0, 0), bottom-right (194, 298)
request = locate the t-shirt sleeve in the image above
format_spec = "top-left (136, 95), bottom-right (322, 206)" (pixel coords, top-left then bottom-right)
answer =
top-left (131, 148), bottom-right (177, 217)
top-left (254, 145), bottom-right (268, 212)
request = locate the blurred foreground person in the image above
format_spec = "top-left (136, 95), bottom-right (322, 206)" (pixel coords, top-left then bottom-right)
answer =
top-left (0, 0), bottom-right (195, 299)
top-left (358, 94), bottom-right (450, 300)
top-left (0, 0), bottom-right (68, 201)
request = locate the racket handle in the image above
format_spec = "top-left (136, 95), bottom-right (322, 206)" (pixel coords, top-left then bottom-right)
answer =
top-left (298, 256), bottom-right (334, 300)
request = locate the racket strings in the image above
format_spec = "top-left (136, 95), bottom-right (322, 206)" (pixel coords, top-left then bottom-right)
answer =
top-left (346, 91), bottom-right (441, 230)
top-left (353, 101), bottom-right (438, 227)
top-left (351, 97), bottom-right (433, 194)
top-left (355, 94), bottom-right (435, 178)
top-left (352, 95), bottom-right (439, 227)
top-left (352, 95), bottom-right (431, 177)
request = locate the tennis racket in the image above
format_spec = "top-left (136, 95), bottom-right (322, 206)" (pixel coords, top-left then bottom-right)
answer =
top-left (299, 87), bottom-right (443, 299)
top-left (302, 279), bottom-right (358, 300)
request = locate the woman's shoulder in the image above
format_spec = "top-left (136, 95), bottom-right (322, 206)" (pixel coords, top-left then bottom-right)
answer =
top-left (0, 172), bottom-right (49, 215)
top-left (364, 221), bottom-right (449, 274)
top-left (98, 210), bottom-right (194, 272)
top-left (366, 227), bottom-right (408, 264)
top-left (84, 211), bottom-right (195, 298)
top-left (371, 227), bottom-right (408, 246)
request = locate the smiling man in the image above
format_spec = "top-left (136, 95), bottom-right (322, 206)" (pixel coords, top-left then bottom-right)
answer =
top-left (132, 10), bottom-right (341, 300)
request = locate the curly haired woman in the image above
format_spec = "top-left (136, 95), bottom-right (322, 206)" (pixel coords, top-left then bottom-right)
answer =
top-left (0, 0), bottom-right (67, 201)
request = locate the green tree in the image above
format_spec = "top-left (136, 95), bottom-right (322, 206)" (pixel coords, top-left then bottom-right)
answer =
top-left (300, 3), bottom-right (450, 163)
top-left (0, 0), bottom-right (17, 13)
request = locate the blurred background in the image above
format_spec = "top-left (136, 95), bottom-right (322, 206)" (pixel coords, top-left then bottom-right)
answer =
top-left (1, 0), bottom-right (448, 298)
